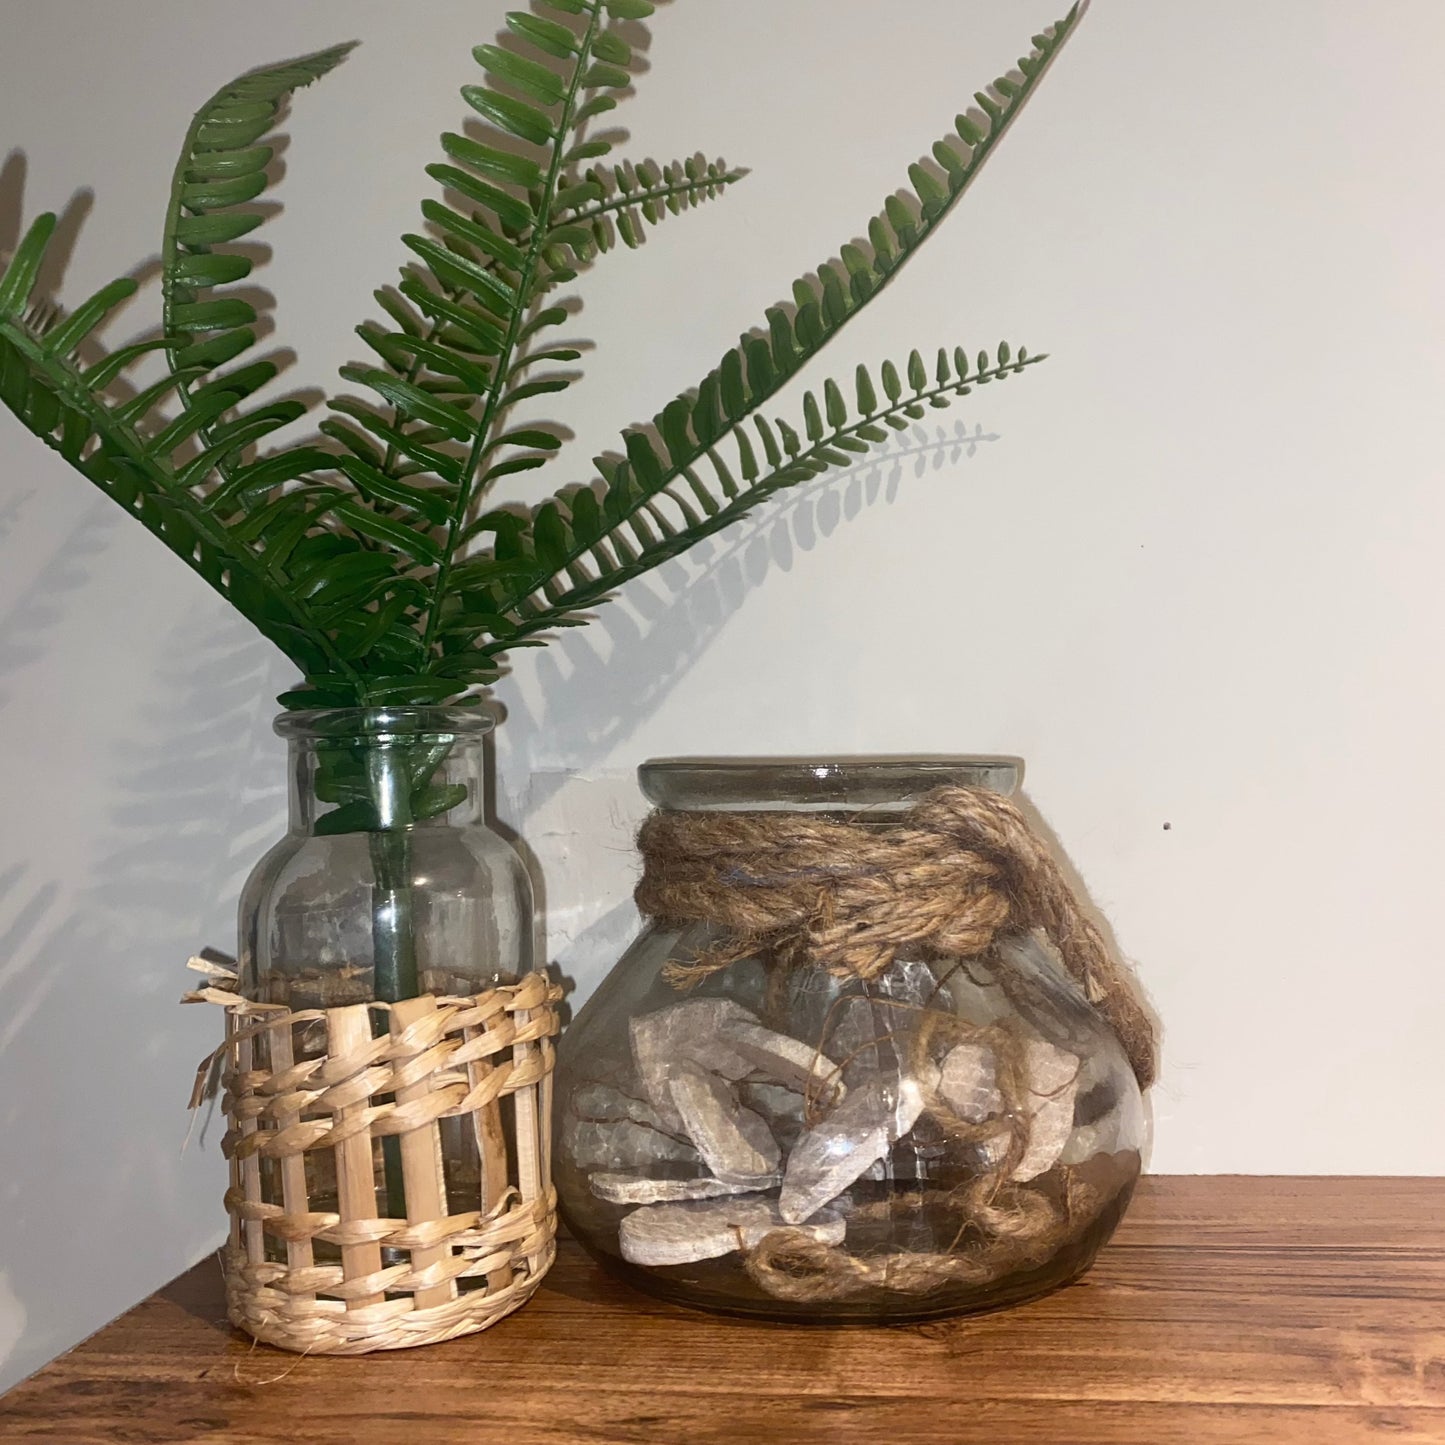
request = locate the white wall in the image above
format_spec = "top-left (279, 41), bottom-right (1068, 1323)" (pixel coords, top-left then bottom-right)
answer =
top-left (2, 0), bottom-right (1442, 1390)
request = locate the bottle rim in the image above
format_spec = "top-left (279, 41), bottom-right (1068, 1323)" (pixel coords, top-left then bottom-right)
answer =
top-left (274, 706), bottom-right (496, 741)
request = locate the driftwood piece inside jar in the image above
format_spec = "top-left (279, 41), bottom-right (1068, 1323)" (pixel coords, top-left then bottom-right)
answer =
top-left (668, 1067), bottom-right (781, 1186)
top-left (590, 1170), bottom-right (766, 1205)
top-left (778, 1069), bottom-right (933, 1225)
top-left (1010, 1038), bottom-right (1082, 1182)
top-left (629, 998), bottom-right (756, 1130)
top-left (618, 1195), bottom-right (846, 1267)
top-left (938, 1041), bottom-right (1003, 1123)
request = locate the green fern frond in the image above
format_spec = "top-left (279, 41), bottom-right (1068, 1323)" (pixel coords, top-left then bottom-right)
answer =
top-left (162, 43), bottom-right (356, 473)
top-left (2, 1), bottom-right (1080, 715)
top-left (459, 343), bottom-right (1041, 650)
top-left (473, 6), bottom-right (1078, 637)
top-left (0, 46), bottom-right (429, 705)
top-left (326, 0), bottom-right (734, 681)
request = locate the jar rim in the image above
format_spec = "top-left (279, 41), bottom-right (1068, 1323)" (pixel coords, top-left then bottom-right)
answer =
top-left (638, 755), bottom-right (1022, 811)
top-left (274, 706), bottom-right (496, 741)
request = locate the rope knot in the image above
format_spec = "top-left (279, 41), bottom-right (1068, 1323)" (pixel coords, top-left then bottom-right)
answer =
top-left (634, 784), bottom-right (1156, 1089)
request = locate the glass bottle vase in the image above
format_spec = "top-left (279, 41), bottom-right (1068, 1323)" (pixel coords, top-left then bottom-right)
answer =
top-left (235, 706), bottom-right (534, 1252)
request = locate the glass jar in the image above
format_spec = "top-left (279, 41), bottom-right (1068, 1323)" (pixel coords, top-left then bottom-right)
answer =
top-left (235, 707), bottom-right (534, 1247)
top-left (554, 757), bottom-right (1146, 1323)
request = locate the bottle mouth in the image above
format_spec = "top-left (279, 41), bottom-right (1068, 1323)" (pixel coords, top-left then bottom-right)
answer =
top-left (274, 706), bottom-right (496, 743)
top-left (637, 756), bottom-right (1023, 812)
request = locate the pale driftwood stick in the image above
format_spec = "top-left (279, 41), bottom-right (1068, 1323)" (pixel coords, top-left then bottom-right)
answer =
top-left (467, 1011), bottom-right (513, 1293)
top-left (224, 1014), bottom-right (243, 1259)
top-left (328, 1004), bottom-right (385, 1309)
top-left (540, 1045), bottom-right (554, 1182)
top-left (512, 1007), bottom-right (543, 1203)
top-left (511, 1005), bottom-right (545, 1278)
top-left (267, 1016), bottom-right (315, 1274)
top-left (234, 1027), bottom-right (265, 1267)
top-left (390, 996), bottom-right (454, 1310)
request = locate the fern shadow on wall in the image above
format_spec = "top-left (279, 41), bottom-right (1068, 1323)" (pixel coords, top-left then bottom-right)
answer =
top-left (0, 157), bottom-right (120, 708)
top-left (501, 418), bottom-right (1002, 805)
top-left (0, 491), bottom-right (118, 709)
top-left (0, 137), bottom-right (295, 1353)
top-left (0, 597), bottom-right (289, 1389)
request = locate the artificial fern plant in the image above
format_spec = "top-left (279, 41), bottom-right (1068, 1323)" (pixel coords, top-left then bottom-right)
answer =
top-left (0, 1), bottom-right (1079, 719)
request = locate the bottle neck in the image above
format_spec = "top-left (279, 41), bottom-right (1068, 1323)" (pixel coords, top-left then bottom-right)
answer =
top-left (280, 714), bottom-right (490, 835)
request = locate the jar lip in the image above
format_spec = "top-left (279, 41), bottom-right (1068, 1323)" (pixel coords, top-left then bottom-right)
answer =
top-left (638, 755), bottom-right (1023, 811)
top-left (274, 706), bottom-right (496, 741)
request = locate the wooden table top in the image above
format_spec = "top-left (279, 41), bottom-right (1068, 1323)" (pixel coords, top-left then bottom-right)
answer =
top-left (2, 1176), bottom-right (1441, 1444)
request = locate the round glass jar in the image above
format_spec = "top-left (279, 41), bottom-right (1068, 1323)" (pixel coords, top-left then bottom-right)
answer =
top-left (554, 757), bottom-right (1145, 1323)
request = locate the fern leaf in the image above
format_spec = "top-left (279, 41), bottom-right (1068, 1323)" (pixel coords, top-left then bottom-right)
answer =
top-left (547, 157), bottom-right (746, 260)
top-left (473, 343), bottom-right (1043, 649)
top-left (161, 43), bottom-right (356, 480)
top-left (0, 213), bottom-right (58, 316)
top-left (38, 277), bottom-right (138, 360)
top-left (335, 2), bottom-right (660, 660)
top-left (327, 6), bottom-right (747, 629)
top-left (0, 39), bottom-right (428, 706)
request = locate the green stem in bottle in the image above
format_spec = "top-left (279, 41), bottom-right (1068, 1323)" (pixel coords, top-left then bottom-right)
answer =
top-left (366, 742), bottom-right (419, 1223)
top-left (369, 827), bottom-right (416, 1224)
top-left (369, 827), bottom-right (419, 1004)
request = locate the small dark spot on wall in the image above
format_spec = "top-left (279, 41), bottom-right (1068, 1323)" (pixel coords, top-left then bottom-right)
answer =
top-left (1162, 822), bottom-right (1172, 831)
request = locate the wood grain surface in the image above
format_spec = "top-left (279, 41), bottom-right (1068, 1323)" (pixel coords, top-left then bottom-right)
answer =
top-left (2, 1177), bottom-right (1441, 1444)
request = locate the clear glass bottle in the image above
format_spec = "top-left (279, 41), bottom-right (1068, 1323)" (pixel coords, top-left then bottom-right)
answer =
top-left (554, 757), bottom-right (1145, 1323)
top-left (236, 707), bottom-right (534, 1248)
top-left (238, 707), bottom-right (532, 1008)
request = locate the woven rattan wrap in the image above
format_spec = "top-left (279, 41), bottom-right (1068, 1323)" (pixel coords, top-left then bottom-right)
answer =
top-left (188, 961), bottom-right (561, 1355)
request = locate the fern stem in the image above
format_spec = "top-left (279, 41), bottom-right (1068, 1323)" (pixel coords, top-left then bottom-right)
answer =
top-left (419, 0), bottom-right (607, 656)
top-left (369, 830), bottom-right (419, 1002)
top-left (368, 826), bottom-right (416, 1219)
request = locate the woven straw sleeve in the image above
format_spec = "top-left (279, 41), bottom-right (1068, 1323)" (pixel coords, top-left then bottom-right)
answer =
top-left (192, 967), bottom-right (561, 1355)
